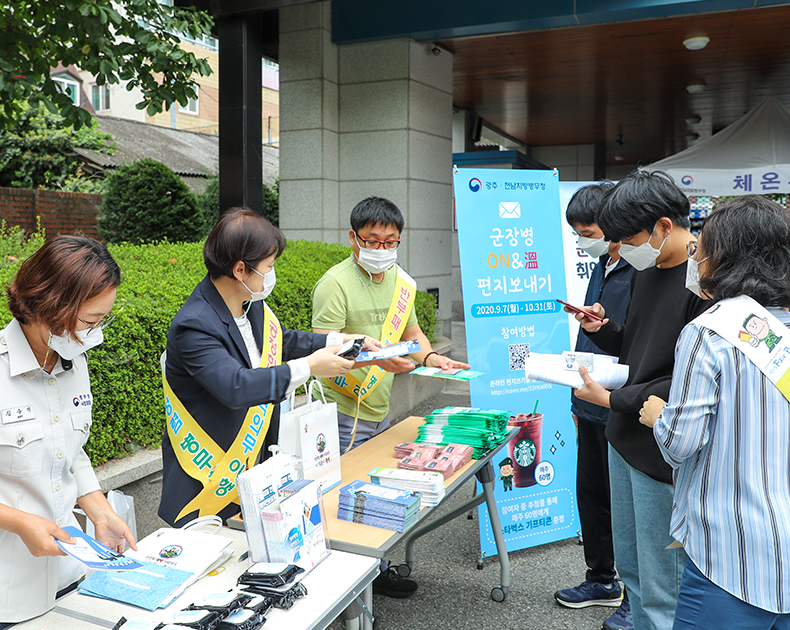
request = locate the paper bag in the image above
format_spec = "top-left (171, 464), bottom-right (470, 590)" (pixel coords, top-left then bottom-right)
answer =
top-left (278, 379), bottom-right (341, 493)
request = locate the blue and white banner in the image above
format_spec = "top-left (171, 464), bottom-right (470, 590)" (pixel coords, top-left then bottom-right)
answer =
top-left (651, 167), bottom-right (790, 198)
top-left (454, 169), bottom-right (582, 556)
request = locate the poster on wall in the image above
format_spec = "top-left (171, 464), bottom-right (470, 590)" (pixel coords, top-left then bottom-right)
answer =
top-left (454, 168), bottom-right (583, 557)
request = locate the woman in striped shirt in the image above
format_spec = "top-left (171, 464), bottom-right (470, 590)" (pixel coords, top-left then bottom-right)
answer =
top-left (640, 195), bottom-right (790, 630)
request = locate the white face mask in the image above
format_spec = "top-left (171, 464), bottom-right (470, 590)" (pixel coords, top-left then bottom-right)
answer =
top-left (242, 267), bottom-right (276, 303)
top-left (355, 242), bottom-right (398, 275)
top-left (578, 236), bottom-right (610, 258)
top-left (685, 257), bottom-right (708, 299)
top-left (619, 224), bottom-right (668, 271)
top-left (48, 328), bottom-right (104, 361)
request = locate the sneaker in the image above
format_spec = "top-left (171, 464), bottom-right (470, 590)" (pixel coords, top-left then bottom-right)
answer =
top-left (602, 599), bottom-right (633, 630)
top-left (372, 563), bottom-right (418, 599)
top-left (554, 580), bottom-right (622, 608)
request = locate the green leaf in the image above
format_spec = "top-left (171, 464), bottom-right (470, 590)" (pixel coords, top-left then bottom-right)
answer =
top-left (0, 0), bottom-right (214, 129)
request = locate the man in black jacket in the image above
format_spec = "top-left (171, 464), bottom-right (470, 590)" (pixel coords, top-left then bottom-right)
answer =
top-left (554, 183), bottom-right (634, 630)
top-left (572, 171), bottom-right (707, 630)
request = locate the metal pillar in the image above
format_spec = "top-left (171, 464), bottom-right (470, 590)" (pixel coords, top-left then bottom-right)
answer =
top-left (218, 14), bottom-right (263, 215)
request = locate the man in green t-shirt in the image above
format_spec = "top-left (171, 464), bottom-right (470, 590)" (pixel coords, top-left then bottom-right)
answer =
top-left (312, 196), bottom-right (469, 598)
top-left (313, 196), bottom-right (469, 452)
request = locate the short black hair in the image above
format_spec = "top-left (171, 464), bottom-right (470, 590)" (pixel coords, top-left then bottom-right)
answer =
top-left (350, 197), bottom-right (405, 233)
top-left (597, 170), bottom-right (690, 242)
top-left (698, 195), bottom-right (790, 306)
top-left (203, 207), bottom-right (286, 279)
top-left (565, 182), bottom-right (614, 228)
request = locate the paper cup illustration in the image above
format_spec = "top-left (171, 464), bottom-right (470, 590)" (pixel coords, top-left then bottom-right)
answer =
top-left (507, 410), bottom-right (543, 488)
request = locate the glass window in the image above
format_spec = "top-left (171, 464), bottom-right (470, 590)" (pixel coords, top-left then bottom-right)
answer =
top-left (178, 87), bottom-right (199, 115)
top-left (91, 84), bottom-right (111, 111)
top-left (53, 77), bottom-right (79, 105)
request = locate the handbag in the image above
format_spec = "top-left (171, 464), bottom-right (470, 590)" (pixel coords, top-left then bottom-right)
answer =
top-left (277, 379), bottom-right (342, 492)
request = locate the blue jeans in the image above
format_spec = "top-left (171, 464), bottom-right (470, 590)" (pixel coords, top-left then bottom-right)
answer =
top-left (337, 412), bottom-right (390, 454)
top-left (609, 445), bottom-right (686, 630)
top-left (674, 560), bottom-right (790, 630)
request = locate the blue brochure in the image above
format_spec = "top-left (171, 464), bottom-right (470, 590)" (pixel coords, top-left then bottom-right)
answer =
top-left (78, 560), bottom-right (195, 611)
top-left (55, 525), bottom-right (142, 571)
top-left (356, 339), bottom-right (421, 362)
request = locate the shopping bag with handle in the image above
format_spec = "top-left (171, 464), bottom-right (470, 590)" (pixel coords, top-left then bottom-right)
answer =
top-left (278, 379), bottom-right (342, 492)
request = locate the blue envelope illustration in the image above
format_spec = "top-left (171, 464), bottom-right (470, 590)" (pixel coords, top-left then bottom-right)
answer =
top-left (499, 201), bottom-right (521, 219)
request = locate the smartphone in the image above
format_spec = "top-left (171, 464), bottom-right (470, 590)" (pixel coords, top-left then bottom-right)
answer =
top-left (337, 337), bottom-right (364, 359)
top-left (556, 299), bottom-right (605, 322)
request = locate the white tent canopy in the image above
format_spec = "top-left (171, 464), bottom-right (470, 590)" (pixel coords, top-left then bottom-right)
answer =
top-left (644, 97), bottom-right (790, 197)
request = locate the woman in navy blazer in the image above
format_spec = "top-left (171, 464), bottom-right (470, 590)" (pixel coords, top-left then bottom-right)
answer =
top-left (159, 208), bottom-right (372, 526)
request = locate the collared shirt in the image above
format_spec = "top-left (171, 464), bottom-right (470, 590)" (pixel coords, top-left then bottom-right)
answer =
top-left (0, 319), bottom-right (101, 622)
top-left (232, 312), bottom-right (344, 396)
top-left (654, 308), bottom-right (790, 614)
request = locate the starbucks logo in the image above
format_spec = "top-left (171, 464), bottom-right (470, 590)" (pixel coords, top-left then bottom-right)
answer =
top-left (513, 439), bottom-right (536, 467)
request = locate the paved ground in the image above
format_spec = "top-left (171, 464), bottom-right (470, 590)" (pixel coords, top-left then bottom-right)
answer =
top-left (327, 386), bottom-right (617, 630)
top-left (329, 325), bottom-right (620, 630)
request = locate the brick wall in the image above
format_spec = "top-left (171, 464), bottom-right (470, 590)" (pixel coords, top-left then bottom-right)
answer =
top-left (0, 188), bottom-right (102, 239)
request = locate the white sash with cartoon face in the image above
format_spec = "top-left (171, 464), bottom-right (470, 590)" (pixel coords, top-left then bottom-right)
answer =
top-left (694, 295), bottom-right (790, 402)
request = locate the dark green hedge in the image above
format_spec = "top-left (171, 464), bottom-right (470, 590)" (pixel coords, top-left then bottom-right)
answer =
top-left (0, 229), bottom-right (437, 465)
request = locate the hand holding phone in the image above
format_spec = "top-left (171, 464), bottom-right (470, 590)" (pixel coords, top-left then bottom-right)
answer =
top-left (337, 337), bottom-right (364, 359)
top-left (556, 299), bottom-right (605, 322)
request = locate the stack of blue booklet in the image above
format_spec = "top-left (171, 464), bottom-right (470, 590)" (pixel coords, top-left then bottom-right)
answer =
top-left (337, 480), bottom-right (421, 532)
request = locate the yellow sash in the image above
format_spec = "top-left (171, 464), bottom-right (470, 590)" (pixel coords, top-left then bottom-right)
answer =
top-left (163, 302), bottom-right (283, 521)
top-left (322, 266), bottom-right (417, 403)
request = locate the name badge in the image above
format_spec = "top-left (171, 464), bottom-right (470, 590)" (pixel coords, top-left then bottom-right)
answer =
top-left (2, 405), bottom-right (35, 424)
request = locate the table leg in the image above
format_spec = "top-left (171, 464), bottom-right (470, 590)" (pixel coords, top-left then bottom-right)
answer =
top-left (478, 461), bottom-right (510, 600)
top-left (361, 583), bottom-right (373, 630)
top-left (402, 461), bottom-right (510, 600)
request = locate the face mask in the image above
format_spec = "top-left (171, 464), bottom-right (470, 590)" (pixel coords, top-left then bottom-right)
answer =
top-left (48, 328), bottom-right (104, 361)
top-left (578, 236), bottom-right (609, 258)
top-left (355, 243), bottom-right (398, 275)
top-left (619, 224), bottom-right (668, 271)
top-left (242, 267), bottom-right (276, 303)
top-left (685, 257), bottom-right (709, 299)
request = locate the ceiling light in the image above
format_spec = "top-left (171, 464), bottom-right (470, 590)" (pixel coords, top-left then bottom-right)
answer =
top-left (614, 155), bottom-right (625, 162)
top-left (686, 82), bottom-right (706, 94)
top-left (685, 115), bottom-right (702, 125)
top-left (683, 36), bottom-right (710, 51)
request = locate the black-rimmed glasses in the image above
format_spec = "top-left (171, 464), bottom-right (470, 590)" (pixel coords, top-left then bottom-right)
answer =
top-left (686, 241), bottom-right (708, 262)
top-left (355, 233), bottom-right (401, 250)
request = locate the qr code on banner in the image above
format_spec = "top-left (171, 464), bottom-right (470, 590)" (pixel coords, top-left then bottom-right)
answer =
top-left (508, 343), bottom-right (530, 371)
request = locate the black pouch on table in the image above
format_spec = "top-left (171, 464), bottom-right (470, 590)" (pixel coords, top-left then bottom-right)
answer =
top-left (155, 609), bottom-right (222, 630)
top-left (241, 593), bottom-right (275, 615)
top-left (187, 591), bottom-right (248, 616)
top-left (240, 583), bottom-right (307, 610)
top-left (215, 608), bottom-right (266, 630)
top-left (237, 563), bottom-right (304, 589)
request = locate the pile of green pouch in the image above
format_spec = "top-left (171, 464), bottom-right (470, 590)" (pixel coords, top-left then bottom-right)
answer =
top-left (416, 407), bottom-right (511, 458)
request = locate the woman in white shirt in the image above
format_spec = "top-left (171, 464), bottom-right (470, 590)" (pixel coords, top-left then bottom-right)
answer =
top-left (0, 236), bottom-right (137, 626)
